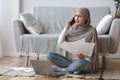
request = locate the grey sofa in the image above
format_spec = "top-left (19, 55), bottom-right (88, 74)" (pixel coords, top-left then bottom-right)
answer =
top-left (12, 7), bottom-right (120, 67)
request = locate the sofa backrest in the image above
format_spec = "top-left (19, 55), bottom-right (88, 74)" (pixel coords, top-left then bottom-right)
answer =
top-left (33, 7), bottom-right (110, 33)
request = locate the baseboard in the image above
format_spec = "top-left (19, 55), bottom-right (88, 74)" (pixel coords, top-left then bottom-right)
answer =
top-left (3, 51), bottom-right (120, 58)
top-left (19, 52), bottom-right (47, 58)
top-left (108, 53), bottom-right (120, 58)
top-left (3, 51), bottom-right (19, 57)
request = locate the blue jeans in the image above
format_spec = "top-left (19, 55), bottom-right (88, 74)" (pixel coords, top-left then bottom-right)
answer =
top-left (47, 52), bottom-right (91, 74)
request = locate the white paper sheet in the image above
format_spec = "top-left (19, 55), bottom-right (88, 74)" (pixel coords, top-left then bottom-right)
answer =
top-left (11, 67), bottom-right (34, 72)
top-left (57, 40), bottom-right (95, 57)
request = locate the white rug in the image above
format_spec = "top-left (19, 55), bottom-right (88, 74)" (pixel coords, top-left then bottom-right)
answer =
top-left (0, 67), bottom-right (35, 77)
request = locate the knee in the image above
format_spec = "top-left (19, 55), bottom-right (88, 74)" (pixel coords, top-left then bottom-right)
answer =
top-left (47, 52), bottom-right (54, 61)
top-left (66, 59), bottom-right (84, 73)
top-left (75, 58), bottom-right (85, 66)
top-left (71, 58), bottom-right (85, 70)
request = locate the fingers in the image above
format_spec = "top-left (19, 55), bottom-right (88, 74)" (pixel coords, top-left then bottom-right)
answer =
top-left (68, 17), bottom-right (73, 23)
top-left (65, 17), bottom-right (74, 29)
top-left (77, 53), bottom-right (84, 59)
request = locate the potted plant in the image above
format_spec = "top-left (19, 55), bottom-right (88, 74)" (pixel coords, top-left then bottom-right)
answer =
top-left (114, 0), bottom-right (120, 18)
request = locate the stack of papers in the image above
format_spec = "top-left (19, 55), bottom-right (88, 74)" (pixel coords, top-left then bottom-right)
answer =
top-left (57, 39), bottom-right (95, 57)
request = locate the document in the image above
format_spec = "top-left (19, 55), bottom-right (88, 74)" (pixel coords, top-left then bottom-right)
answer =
top-left (57, 39), bottom-right (95, 57)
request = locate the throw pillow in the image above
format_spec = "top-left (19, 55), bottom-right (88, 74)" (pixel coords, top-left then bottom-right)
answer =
top-left (20, 12), bottom-right (43, 35)
top-left (96, 14), bottom-right (113, 35)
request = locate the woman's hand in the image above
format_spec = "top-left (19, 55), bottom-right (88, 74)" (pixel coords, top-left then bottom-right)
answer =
top-left (76, 53), bottom-right (85, 59)
top-left (65, 17), bottom-right (74, 29)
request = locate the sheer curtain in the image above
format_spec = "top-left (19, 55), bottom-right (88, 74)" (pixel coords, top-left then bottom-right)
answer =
top-left (0, 1), bottom-right (3, 58)
top-left (0, 40), bottom-right (2, 58)
top-left (0, 0), bottom-right (19, 57)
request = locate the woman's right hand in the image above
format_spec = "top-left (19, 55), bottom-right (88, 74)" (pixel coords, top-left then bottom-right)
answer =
top-left (65, 17), bottom-right (74, 29)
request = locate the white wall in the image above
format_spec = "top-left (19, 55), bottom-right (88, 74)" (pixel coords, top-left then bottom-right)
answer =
top-left (0, 0), bottom-right (19, 56)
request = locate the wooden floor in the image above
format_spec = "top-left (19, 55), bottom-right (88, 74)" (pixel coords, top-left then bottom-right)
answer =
top-left (0, 56), bottom-right (60, 80)
top-left (0, 56), bottom-right (120, 80)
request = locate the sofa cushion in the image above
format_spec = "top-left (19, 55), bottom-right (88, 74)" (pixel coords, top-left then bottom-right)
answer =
top-left (96, 14), bottom-right (113, 35)
top-left (20, 12), bottom-right (43, 35)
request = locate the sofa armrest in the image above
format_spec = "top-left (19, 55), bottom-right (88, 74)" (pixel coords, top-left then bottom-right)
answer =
top-left (11, 18), bottom-right (25, 52)
top-left (109, 18), bottom-right (120, 53)
top-left (98, 35), bottom-right (110, 53)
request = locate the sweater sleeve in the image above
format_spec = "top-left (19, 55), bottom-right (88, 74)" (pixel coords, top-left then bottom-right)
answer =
top-left (57, 28), bottom-right (67, 44)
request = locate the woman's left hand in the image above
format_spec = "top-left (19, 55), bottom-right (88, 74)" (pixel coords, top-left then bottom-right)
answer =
top-left (76, 53), bottom-right (85, 59)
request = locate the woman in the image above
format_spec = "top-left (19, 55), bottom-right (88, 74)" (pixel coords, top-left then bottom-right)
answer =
top-left (47, 8), bottom-right (99, 76)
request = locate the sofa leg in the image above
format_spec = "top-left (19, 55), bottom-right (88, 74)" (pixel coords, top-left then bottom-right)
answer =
top-left (37, 53), bottom-right (39, 60)
top-left (25, 53), bottom-right (29, 67)
top-left (102, 51), bottom-right (109, 69)
top-left (18, 51), bottom-right (23, 57)
top-left (102, 55), bottom-right (106, 69)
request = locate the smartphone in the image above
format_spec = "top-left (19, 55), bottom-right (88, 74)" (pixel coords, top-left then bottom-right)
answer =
top-left (70, 17), bottom-right (75, 25)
